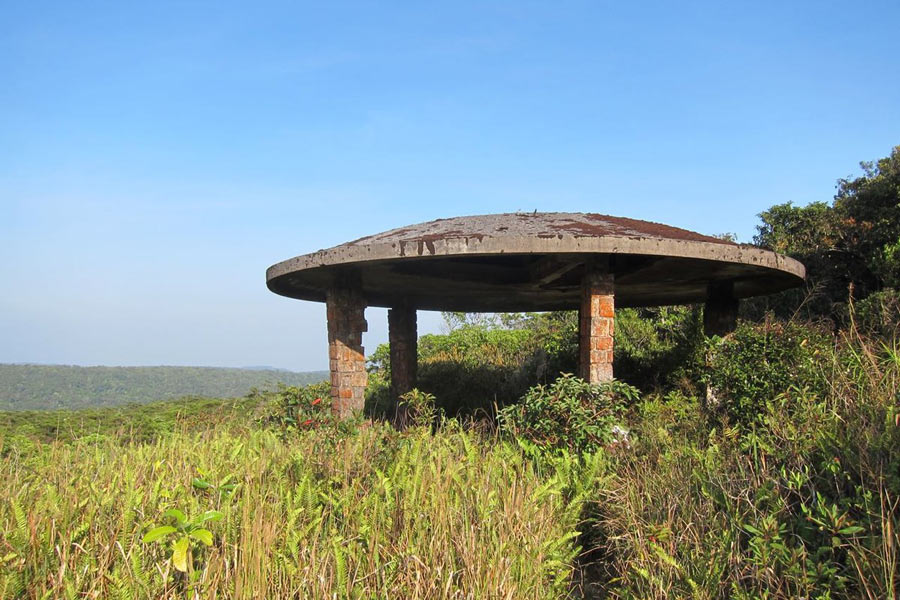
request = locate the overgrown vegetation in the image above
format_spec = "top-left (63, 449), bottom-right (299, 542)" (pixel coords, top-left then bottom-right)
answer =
top-left (498, 374), bottom-right (638, 455)
top-left (589, 325), bottom-right (899, 599)
top-left (367, 310), bottom-right (578, 418)
top-left (3, 320), bottom-right (897, 598)
top-left (2, 148), bottom-right (899, 598)
top-left (704, 319), bottom-right (832, 425)
top-left (0, 401), bottom-right (594, 599)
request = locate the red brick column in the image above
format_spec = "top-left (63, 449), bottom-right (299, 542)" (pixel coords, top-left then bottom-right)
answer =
top-left (388, 305), bottom-right (417, 424)
top-left (326, 286), bottom-right (368, 418)
top-left (579, 270), bottom-right (615, 383)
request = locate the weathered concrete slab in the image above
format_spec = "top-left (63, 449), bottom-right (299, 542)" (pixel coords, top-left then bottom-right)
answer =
top-left (267, 212), bottom-right (805, 312)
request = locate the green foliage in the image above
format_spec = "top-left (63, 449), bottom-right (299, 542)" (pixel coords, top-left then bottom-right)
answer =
top-left (614, 305), bottom-right (706, 392)
top-left (368, 311), bottom-right (578, 417)
top-left (0, 419), bottom-right (589, 598)
top-left (397, 388), bottom-right (441, 428)
top-left (191, 469), bottom-right (239, 500)
top-left (752, 146), bottom-right (900, 322)
top-left (259, 382), bottom-right (331, 429)
top-left (499, 374), bottom-right (638, 455)
top-left (588, 328), bottom-right (900, 599)
top-left (414, 321), bottom-right (539, 415)
top-left (1, 322), bottom-right (898, 598)
top-left (834, 148), bottom-right (900, 291)
top-left (0, 364), bottom-right (327, 411)
top-left (704, 319), bottom-right (831, 426)
top-left (142, 507), bottom-right (223, 573)
top-left (0, 394), bottom-right (266, 448)
top-left (370, 306), bottom-right (708, 417)
top-left (853, 288), bottom-right (900, 339)
top-left (755, 201), bottom-right (837, 257)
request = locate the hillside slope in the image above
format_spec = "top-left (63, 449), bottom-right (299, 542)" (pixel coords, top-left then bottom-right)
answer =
top-left (0, 364), bottom-right (327, 410)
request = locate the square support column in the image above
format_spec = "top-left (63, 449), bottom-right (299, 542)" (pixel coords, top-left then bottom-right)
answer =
top-left (326, 285), bottom-right (368, 418)
top-left (579, 269), bottom-right (615, 383)
top-left (388, 305), bottom-right (417, 424)
top-left (703, 281), bottom-right (739, 337)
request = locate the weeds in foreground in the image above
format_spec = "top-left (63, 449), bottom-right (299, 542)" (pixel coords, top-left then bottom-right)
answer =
top-left (1, 321), bottom-right (898, 599)
top-left (0, 421), bottom-right (589, 599)
top-left (587, 328), bottom-right (900, 599)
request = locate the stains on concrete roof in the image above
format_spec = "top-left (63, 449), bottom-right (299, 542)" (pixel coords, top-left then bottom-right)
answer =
top-left (347, 212), bottom-right (731, 247)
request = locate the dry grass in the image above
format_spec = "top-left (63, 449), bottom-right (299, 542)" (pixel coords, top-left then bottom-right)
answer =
top-left (584, 329), bottom-right (900, 599)
top-left (0, 422), bottom-right (588, 599)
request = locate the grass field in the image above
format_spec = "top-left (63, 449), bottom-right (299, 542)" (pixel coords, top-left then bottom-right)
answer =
top-left (1, 324), bottom-right (898, 599)
top-left (1, 413), bottom-right (596, 599)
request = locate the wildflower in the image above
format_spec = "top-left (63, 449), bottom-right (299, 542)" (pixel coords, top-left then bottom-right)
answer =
top-left (312, 398), bottom-right (322, 406)
top-left (302, 419), bottom-right (313, 426)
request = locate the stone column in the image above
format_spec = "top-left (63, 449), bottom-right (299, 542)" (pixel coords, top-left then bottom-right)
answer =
top-left (388, 305), bottom-right (417, 424)
top-left (579, 268), bottom-right (615, 383)
top-left (326, 285), bottom-right (368, 418)
top-left (703, 281), bottom-right (739, 337)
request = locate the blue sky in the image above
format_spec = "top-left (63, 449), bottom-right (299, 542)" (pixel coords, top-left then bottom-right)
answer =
top-left (2, 1), bottom-right (899, 371)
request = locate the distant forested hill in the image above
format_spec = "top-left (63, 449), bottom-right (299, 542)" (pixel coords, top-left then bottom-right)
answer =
top-left (0, 364), bottom-right (327, 410)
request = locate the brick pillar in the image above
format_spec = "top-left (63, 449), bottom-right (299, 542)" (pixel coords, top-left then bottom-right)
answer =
top-left (326, 286), bottom-right (368, 418)
top-left (388, 305), bottom-right (417, 425)
top-left (703, 281), bottom-right (739, 337)
top-left (579, 269), bottom-right (615, 383)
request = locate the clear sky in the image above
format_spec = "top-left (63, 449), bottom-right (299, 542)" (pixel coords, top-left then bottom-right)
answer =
top-left (2, 1), bottom-right (899, 371)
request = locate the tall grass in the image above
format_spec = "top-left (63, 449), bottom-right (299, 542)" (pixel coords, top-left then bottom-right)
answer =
top-left (585, 327), bottom-right (900, 599)
top-left (2, 321), bottom-right (898, 598)
top-left (0, 420), bottom-right (591, 599)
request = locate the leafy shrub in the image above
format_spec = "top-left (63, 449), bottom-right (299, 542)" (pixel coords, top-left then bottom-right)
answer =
top-left (415, 324), bottom-right (537, 415)
top-left (589, 328), bottom-right (900, 599)
top-left (499, 374), bottom-right (639, 455)
top-left (142, 507), bottom-right (223, 574)
top-left (397, 388), bottom-right (441, 428)
top-left (852, 288), bottom-right (900, 338)
top-left (367, 312), bottom-right (578, 418)
top-left (614, 306), bottom-right (705, 392)
top-left (260, 382), bottom-right (331, 430)
top-left (704, 319), bottom-right (832, 426)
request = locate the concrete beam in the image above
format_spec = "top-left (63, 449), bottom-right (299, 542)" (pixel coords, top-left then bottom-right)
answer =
top-left (529, 254), bottom-right (584, 286)
top-left (579, 267), bottom-right (615, 383)
top-left (326, 284), bottom-right (368, 418)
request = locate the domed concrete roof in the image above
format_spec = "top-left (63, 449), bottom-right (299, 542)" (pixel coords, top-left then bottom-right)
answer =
top-left (266, 212), bottom-right (805, 312)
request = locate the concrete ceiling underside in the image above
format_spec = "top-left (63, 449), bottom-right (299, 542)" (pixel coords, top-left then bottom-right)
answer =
top-left (268, 252), bottom-right (802, 312)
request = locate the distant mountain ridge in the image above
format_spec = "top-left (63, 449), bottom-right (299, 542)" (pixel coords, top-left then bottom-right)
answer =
top-left (0, 364), bottom-right (328, 411)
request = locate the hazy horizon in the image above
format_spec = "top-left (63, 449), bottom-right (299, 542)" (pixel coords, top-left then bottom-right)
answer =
top-left (0, 361), bottom-right (325, 372)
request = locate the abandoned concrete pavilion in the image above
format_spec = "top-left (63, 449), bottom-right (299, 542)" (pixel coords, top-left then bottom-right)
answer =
top-left (266, 212), bottom-right (805, 418)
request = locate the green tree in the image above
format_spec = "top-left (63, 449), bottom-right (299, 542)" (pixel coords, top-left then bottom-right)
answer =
top-left (833, 147), bottom-right (900, 290)
top-left (752, 145), bottom-right (900, 321)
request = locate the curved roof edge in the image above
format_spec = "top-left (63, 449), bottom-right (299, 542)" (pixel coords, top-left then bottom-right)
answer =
top-left (267, 233), bottom-right (805, 284)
